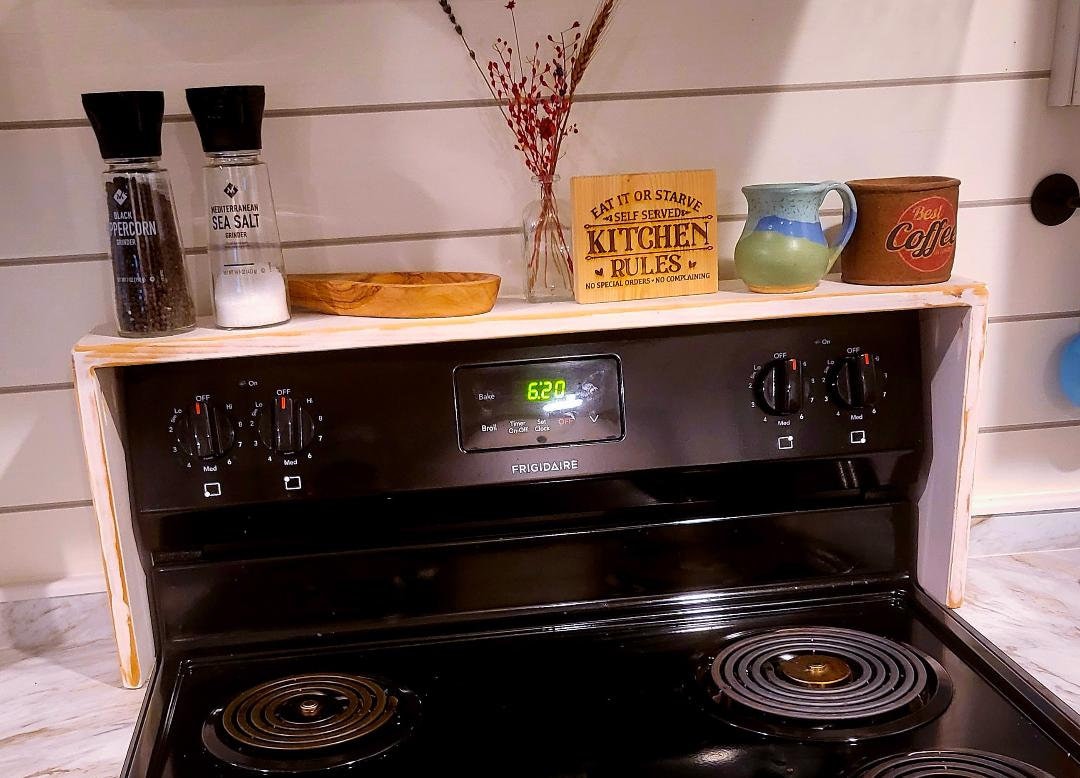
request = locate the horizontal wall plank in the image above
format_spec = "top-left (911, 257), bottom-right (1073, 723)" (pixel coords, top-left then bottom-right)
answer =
top-left (980, 317), bottom-right (1080, 429)
top-left (0, 506), bottom-right (100, 586)
top-left (951, 204), bottom-right (1080, 318)
top-left (969, 508), bottom-right (1080, 555)
top-left (0, 390), bottom-right (90, 509)
top-left (973, 427), bottom-right (1080, 515)
top-left (0, 0), bottom-right (1054, 125)
top-left (0, 262), bottom-right (114, 388)
top-left (2, 78), bottom-right (1075, 263)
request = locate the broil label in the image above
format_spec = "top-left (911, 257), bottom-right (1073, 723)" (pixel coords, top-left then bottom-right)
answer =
top-left (884, 196), bottom-right (957, 273)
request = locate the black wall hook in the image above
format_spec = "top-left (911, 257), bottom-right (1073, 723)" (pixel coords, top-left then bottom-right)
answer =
top-left (1031, 173), bottom-right (1080, 226)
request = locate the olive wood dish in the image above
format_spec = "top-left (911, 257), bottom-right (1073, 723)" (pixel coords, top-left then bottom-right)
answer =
top-left (287, 272), bottom-right (501, 318)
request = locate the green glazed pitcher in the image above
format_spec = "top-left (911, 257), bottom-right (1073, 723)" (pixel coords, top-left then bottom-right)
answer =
top-left (734, 181), bottom-right (857, 293)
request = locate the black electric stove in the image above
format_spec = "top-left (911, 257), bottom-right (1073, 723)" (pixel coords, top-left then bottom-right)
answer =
top-left (118, 312), bottom-right (1080, 777)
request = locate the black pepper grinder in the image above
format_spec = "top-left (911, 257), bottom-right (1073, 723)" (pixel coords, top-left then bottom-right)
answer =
top-left (82, 91), bottom-right (196, 337)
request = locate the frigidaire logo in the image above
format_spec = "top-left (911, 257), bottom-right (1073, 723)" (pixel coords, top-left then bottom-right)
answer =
top-left (511, 459), bottom-right (579, 475)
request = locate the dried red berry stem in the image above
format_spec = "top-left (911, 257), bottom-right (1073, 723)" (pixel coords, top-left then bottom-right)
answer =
top-left (439, 0), bottom-right (616, 180)
top-left (439, 1), bottom-right (618, 287)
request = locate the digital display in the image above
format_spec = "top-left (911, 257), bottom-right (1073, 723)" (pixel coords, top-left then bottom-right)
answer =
top-left (455, 356), bottom-right (623, 452)
top-left (525, 379), bottom-right (567, 402)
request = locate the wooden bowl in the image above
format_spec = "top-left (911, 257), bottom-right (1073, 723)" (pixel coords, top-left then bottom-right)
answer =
top-left (287, 272), bottom-right (501, 318)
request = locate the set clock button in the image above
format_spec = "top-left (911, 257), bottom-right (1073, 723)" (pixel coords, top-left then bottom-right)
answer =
top-left (259, 396), bottom-right (316, 454)
top-left (754, 358), bottom-right (804, 416)
top-left (828, 352), bottom-right (880, 409)
top-left (177, 401), bottom-right (235, 460)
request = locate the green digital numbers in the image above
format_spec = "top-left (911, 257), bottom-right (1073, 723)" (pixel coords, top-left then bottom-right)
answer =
top-left (526, 378), bottom-right (567, 402)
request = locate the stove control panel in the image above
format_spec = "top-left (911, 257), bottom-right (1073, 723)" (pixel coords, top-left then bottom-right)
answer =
top-left (745, 338), bottom-right (898, 454)
top-left (454, 356), bottom-right (624, 452)
top-left (122, 310), bottom-right (922, 512)
top-left (161, 381), bottom-right (324, 499)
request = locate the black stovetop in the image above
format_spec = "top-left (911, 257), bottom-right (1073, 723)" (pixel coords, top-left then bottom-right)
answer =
top-left (137, 589), bottom-right (1080, 777)
top-left (119, 318), bottom-right (1080, 777)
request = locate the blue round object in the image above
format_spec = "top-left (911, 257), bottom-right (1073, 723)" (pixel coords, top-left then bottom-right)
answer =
top-left (1060, 333), bottom-right (1080, 406)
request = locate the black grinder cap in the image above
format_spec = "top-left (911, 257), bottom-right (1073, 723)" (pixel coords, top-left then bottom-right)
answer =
top-left (81, 91), bottom-right (165, 160)
top-left (186, 85), bottom-right (266, 153)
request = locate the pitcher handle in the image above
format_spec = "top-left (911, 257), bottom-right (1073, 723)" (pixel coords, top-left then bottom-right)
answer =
top-left (821, 181), bottom-right (857, 272)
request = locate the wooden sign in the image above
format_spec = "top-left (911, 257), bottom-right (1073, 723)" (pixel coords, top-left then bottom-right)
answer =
top-left (570, 169), bottom-right (719, 303)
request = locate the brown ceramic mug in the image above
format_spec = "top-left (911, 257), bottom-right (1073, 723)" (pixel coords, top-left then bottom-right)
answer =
top-left (840, 176), bottom-right (959, 285)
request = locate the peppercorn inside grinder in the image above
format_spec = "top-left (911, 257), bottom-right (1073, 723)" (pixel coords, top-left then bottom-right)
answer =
top-left (82, 91), bottom-right (197, 337)
top-left (186, 85), bottom-right (290, 330)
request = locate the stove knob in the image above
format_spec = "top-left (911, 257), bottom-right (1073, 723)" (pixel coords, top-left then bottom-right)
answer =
top-left (259, 397), bottom-right (316, 454)
top-left (829, 352), bottom-right (881, 409)
top-left (754, 358), bottom-right (804, 416)
top-left (177, 401), bottom-right (235, 460)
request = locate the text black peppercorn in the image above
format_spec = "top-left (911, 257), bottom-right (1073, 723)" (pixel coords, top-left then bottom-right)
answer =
top-left (83, 91), bottom-right (196, 337)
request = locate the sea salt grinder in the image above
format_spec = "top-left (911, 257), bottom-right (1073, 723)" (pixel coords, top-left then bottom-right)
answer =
top-left (186, 85), bottom-right (290, 329)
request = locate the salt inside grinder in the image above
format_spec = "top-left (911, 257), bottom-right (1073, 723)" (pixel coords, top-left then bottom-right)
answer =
top-left (82, 91), bottom-right (197, 337)
top-left (186, 85), bottom-right (290, 329)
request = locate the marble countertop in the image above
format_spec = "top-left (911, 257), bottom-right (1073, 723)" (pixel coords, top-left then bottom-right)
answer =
top-left (957, 547), bottom-right (1080, 714)
top-left (1, 549), bottom-right (1077, 778)
top-left (0, 594), bottom-right (143, 778)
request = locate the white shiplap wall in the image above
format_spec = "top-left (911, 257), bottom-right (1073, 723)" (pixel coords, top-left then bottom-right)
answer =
top-left (1, 0), bottom-right (1078, 595)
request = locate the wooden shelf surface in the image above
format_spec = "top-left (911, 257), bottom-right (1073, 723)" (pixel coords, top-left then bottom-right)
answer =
top-left (73, 276), bottom-right (986, 369)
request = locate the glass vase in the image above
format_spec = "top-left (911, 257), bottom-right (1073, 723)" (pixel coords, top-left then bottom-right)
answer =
top-left (523, 175), bottom-right (574, 303)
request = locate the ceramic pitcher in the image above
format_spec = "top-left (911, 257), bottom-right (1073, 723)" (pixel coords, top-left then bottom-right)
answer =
top-left (734, 182), bottom-right (857, 293)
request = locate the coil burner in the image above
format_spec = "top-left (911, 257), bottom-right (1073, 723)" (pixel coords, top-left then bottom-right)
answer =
top-left (202, 673), bottom-right (419, 772)
top-left (855, 749), bottom-right (1055, 777)
top-left (707, 626), bottom-right (952, 741)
